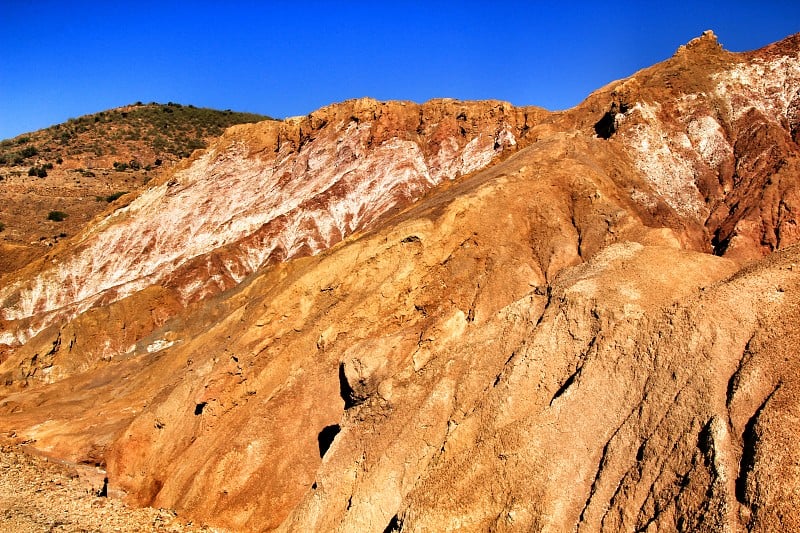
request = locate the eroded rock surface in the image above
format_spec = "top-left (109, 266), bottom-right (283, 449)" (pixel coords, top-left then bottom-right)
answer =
top-left (1, 31), bottom-right (800, 532)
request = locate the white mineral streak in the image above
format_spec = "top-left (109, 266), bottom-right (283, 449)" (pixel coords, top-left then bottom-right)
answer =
top-left (624, 102), bottom-right (706, 218)
top-left (714, 54), bottom-right (800, 121)
top-left (146, 339), bottom-right (175, 354)
top-left (624, 52), bottom-right (799, 220)
top-left (461, 134), bottom-right (498, 176)
top-left (686, 115), bottom-right (733, 170)
top-left (0, 119), bottom-right (515, 343)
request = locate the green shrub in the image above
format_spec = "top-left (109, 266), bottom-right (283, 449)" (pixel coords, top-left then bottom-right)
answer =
top-left (0, 222), bottom-right (5, 232)
top-left (152, 137), bottom-right (167, 152)
top-left (28, 165), bottom-right (48, 177)
top-left (104, 191), bottom-right (127, 202)
top-left (47, 211), bottom-right (67, 222)
top-left (186, 138), bottom-right (205, 152)
top-left (19, 146), bottom-right (38, 158)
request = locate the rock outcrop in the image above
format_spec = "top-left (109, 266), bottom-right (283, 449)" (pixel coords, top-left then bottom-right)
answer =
top-left (0, 98), bottom-right (542, 349)
top-left (1, 31), bottom-right (799, 532)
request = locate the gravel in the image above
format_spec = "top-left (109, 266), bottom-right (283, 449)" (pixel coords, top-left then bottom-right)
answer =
top-left (0, 445), bottom-right (216, 532)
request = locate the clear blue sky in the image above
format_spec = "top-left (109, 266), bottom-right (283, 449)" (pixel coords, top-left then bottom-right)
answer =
top-left (1, 1), bottom-right (798, 140)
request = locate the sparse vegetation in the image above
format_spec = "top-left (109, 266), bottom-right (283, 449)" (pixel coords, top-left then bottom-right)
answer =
top-left (28, 165), bottom-right (48, 178)
top-left (0, 222), bottom-right (5, 232)
top-left (96, 191), bottom-right (127, 203)
top-left (47, 211), bottom-right (67, 222)
top-left (19, 146), bottom-right (38, 158)
top-left (0, 103), bottom-right (272, 170)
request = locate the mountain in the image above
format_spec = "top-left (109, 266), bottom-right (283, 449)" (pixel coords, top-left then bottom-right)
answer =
top-left (0, 103), bottom-right (271, 273)
top-left (1, 30), bottom-right (800, 532)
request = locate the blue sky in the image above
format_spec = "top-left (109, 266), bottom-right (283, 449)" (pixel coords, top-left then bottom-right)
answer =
top-left (1, 1), bottom-right (798, 139)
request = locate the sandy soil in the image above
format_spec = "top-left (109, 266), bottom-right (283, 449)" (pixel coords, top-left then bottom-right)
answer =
top-left (0, 445), bottom-right (215, 533)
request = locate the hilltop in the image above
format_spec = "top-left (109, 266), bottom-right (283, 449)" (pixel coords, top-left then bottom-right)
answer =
top-left (0, 103), bottom-right (272, 272)
top-left (0, 102), bottom-right (271, 169)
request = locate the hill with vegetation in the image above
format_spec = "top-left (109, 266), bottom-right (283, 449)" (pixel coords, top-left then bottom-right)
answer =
top-left (0, 103), bottom-right (272, 273)
top-left (0, 102), bottom-right (271, 170)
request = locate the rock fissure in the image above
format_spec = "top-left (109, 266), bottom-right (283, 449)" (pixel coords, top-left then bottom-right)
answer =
top-left (735, 380), bottom-right (782, 509)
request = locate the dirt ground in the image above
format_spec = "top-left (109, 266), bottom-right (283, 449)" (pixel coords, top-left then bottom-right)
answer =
top-left (0, 445), bottom-right (216, 533)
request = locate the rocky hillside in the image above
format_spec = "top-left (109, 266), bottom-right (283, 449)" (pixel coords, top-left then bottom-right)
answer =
top-left (0, 103), bottom-right (271, 273)
top-left (1, 31), bottom-right (799, 532)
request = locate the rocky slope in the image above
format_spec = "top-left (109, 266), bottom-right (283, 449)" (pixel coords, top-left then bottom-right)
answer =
top-left (0, 103), bottom-right (271, 272)
top-left (1, 31), bottom-right (800, 532)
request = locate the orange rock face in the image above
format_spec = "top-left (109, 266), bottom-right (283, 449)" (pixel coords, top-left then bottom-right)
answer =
top-left (1, 31), bottom-right (800, 532)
